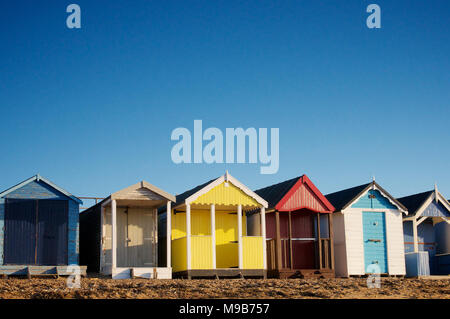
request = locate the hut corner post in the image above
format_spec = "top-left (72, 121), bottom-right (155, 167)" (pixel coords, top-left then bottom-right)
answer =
top-left (412, 219), bottom-right (419, 253)
top-left (166, 201), bottom-right (171, 269)
top-left (328, 213), bottom-right (335, 270)
top-left (237, 204), bottom-right (243, 270)
top-left (275, 211), bottom-right (282, 270)
top-left (111, 199), bottom-right (117, 273)
top-left (211, 204), bottom-right (216, 269)
top-left (261, 207), bottom-right (267, 270)
top-left (186, 204), bottom-right (191, 270)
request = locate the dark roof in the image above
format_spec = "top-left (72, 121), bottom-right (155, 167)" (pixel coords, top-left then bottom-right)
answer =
top-left (254, 176), bottom-right (301, 209)
top-left (397, 191), bottom-right (433, 215)
top-left (174, 178), bottom-right (218, 207)
top-left (325, 183), bottom-right (371, 211)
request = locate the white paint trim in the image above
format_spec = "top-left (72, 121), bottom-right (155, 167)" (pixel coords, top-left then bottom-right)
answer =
top-left (166, 201), bottom-right (171, 268)
top-left (184, 176), bottom-right (225, 204)
top-left (100, 205), bottom-right (104, 272)
top-left (101, 198), bottom-right (112, 207)
top-left (237, 204), bottom-right (243, 269)
top-left (226, 175), bottom-right (268, 208)
top-left (437, 191), bottom-right (450, 212)
top-left (111, 180), bottom-right (175, 202)
top-left (111, 199), bottom-right (117, 271)
top-left (186, 204), bottom-right (191, 270)
top-left (414, 194), bottom-right (434, 219)
top-left (417, 216), bottom-right (428, 226)
top-left (261, 207), bottom-right (267, 270)
top-left (211, 204), bottom-right (216, 269)
top-left (183, 173), bottom-right (268, 208)
top-left (344, 184), bottom-right (408, 215)
top-left (412, 219), bottom-right (419, 252)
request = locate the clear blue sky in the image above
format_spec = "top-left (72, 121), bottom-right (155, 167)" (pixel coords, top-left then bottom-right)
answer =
top-left (0, 1), bottom-right (449, 205)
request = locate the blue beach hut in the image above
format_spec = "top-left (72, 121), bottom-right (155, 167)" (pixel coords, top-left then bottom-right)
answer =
top-left (0, 174), bottom-right (84, 276)
top-left (325, 180), bottom-right (408, 277)
top-left (398, 185), bottom-right (450, 276)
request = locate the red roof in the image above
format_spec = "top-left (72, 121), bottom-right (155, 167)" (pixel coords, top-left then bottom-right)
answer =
top-left (275, 175), bottom-right (335, 213)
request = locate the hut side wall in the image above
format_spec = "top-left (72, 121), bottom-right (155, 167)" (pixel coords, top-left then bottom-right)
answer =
top-left (79, 205), bottom-right (102, 272)
top-left (158, 212), bottom-right (167, 267)
top-left (68, 200), bottom-right (80, 265)
top-left (436, 222), bottom-right (450, 254)
top-left (332, 212), bottom-right (348, 277)
top-left (343, 209), bottom-right (365, 275)
top-left (0, 198), bottom-right (4, 265)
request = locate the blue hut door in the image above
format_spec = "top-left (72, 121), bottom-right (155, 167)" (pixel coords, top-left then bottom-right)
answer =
top-left (362, 212), bottom-right (388, 274)
top-left (4, 199), bottom-right (68, 265)
top-left (36, 200), bottom-right (68, 265)
top-left (4, 199), bottom-right (37, 265)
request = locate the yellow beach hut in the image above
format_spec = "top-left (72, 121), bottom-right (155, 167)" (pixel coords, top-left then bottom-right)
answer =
top-left (169, 172), bottom-right (268, 279)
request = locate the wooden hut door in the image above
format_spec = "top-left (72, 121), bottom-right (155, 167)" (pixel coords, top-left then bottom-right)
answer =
top-left (4, 199), bottom-right (37, 265)
top-left (362, 212), bottom-right (388, 274)
top-left (36, 200), bottom-right (68, 265)
top-left (291, 212), bottom-right (316, 269)
top-left (116, 208), bottom-right (128, 267)
top-left (126, 208), bottom-right (156, 267)
top-left (4, 199), bottom-right (68, 266)
top-left (215, 211), bottom-right (239, 268)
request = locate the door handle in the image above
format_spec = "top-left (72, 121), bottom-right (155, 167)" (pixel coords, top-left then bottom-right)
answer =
top-left (368, 239), bottom-right (381, 243)
top-left (230, 241), bottom-right (238, 244)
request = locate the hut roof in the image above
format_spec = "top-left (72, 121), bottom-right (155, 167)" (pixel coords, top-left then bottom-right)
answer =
top-left (325, 181), bottom-right (407, 213)
top-left (0, 174), bottom-right (82, 204)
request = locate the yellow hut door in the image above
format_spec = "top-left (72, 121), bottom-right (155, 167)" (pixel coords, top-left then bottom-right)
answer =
top-left (215, 211), bottom-right (239, 268)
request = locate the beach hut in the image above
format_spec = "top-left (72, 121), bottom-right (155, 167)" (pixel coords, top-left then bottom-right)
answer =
top-left (0, 174), bottom-right (84, 277)
top-left (168, 172), bottom-right (268, 279)
top-left (254, 175), bottom-right (335, 278)
top-left (325, 181), bottom-right (408, 277)
top-left (79, 181), bottom-right (175, 279)
top-left (397, 186), bottom-right (450, 276)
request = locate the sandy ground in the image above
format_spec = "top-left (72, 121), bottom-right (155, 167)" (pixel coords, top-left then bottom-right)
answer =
top-left (0, 276), bottom-right (448, 299)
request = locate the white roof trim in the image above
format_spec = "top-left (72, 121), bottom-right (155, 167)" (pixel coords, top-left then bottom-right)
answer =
top-left (111, 180), bottom-right (175, 202)
top-left (415, 191), bottom-right (450, 219)
top-left (184, 172), bottom-right (268, 208)
top-left (0, 174), bottom-right (82, 204)
top-left (343, 183), bottom-right (408, 215)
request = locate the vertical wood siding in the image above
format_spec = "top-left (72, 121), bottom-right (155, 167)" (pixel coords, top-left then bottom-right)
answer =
top-left (171, 237), bottom-right (187, 272)
top-left (343, 210), bottom-right (365, 275)
top-left (243, 237), bottom-right (263, 269)
top-left (332, 213), bottom-right (348, 277)
top-left (362, 212), bottom-right (388, 273)
top-left (351, 190), bottom-right (396, 209)
top-left (191, 236), bottom-right (213, 269)
top-left (279, 183), bottom-right (329, 212)
top-left (1, 180), bottom-right (79, 266)
top-left (0, 199), bottom-right (4, 265)
top-left (68, 200), bottom-right (79, 265)
top-left (385, 210), bottom-right (406, 275)
top-left (192, 182), bottom-right (259, 207)
top-left (422, 201), bottom-right (450, 217)
top-left (215, 211), bottom-right (240, 268)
